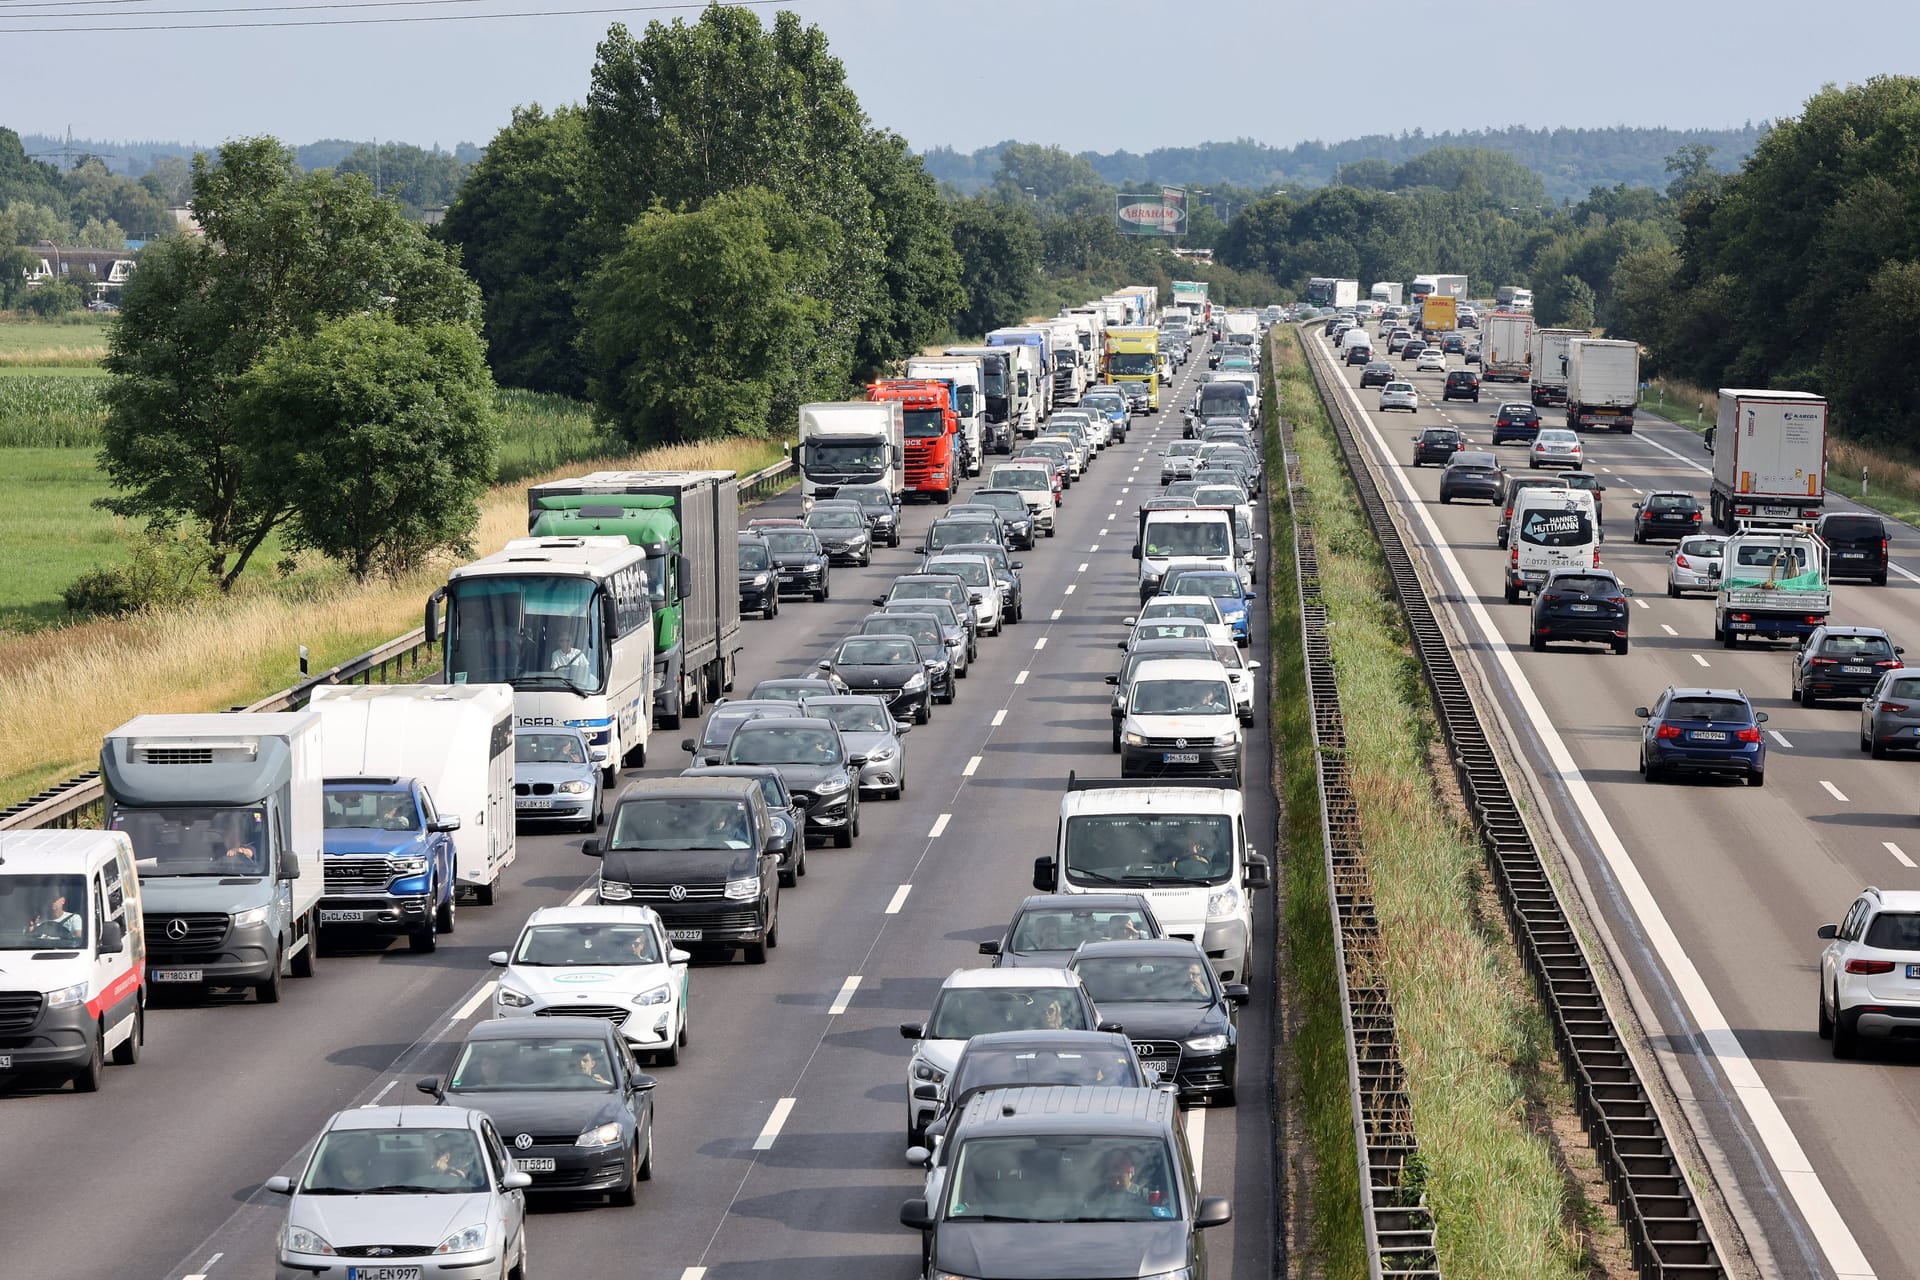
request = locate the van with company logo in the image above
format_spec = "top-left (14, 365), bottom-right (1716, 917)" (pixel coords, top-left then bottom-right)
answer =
top-left (0, 829), bottom-right (147, 1091)
top-left (1505, 487), bottom-right (1599, 603)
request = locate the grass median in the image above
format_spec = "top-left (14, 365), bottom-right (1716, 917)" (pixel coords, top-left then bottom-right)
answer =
top-left (1269, 329), bottom-right (1614, 1278)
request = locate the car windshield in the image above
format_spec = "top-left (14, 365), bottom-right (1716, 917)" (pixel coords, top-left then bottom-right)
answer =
top-left (1678, 537), bottom-right (1725, 558)
top-left (929, 527), bottom-right (996, 554)
top-left (863, 618), bottom-right (937, 647)
top-left (738, 543), bottom-right (770, 571)
top-left (111, 805), bottom-right (268, 878)
top-left (1168, 574), bottom-right (1241, 598)
top-left (890, 601), bottom-right (959, 628)
top-left (1731, 544), bottom-right (1808, 575)
top-left (729, 725), bottom-right (842, 766)
top-left (926, 986), bottom-right (1090, 1039)
top-left (944, 1135), bottom-right (1177, 1222)
top-left (1538, 431), bottom-right (1577, 445)
top-left (448, 1037), bottom-right (618, 1094)
top-left (928, 559), bottom-right (991, 587)
top-left (841, 486), bottom-right (891, 509)
top-left (836, 637), bottom-right (917, 666)
top-left (951, 1045), bottom-right (1143, 1100)
top-left (1130, 678), bottom-right (1233, 715)
top-left (1141, 600), bottom-right (1220, 624)
top-left (764, 531), bottom-right (821, 556)
top-left (1075, 955), bottom-right (1215, 1004)
top-left (702, 707), bottom-right (770, 746)
top-left (1820, 635), bottom-right (1895, 659)
top-left (1011, 907), bottom-right (1156, 950)
top-left (301, 1127), bottom-right (490, 1194)
top-left (819, 703), bottom-right (892, 733)
top-left (1384, 383), bottom-right (1413, 394)
top-left (1823, 517), bottom-right (1884, 540)
top-left (609, 797), bottom-right (753, 850)
top-left (973, 492), bottom-right (1025, 514)
top-left (749, 683), bottom-right (821, 703)
top-left (1131, 621), bottom-right (1208, 644)
top-left (1865, 913), bottom-right (1920, 950)
top-left (514, 733), bottom-right (587, 766)
top-left (324, 788), bottom-right (420, 831)
top-left (1065, 813), bottom-right (1234, 886)
top-left (807, 510), bottom-right (864, 530)
top-left (0, 873), bottom-right (87, 949)
top-left (512, 922), bottom-right (661, 966)
top-left (995, 469), bottom-right (1048, 490)
top-left (891, 583), bottom-right (962, 607)
top-left (1663, 698), bottom-right (1751, 723)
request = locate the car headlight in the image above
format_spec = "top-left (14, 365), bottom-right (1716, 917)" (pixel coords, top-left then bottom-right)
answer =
top-left (633, 983), bottom-right (672, 1007)
top-left (45, 982), bottom-right (88, 1010)
top-left (1223, 607), bottom-right (1247, 622)
top-left (770, 813), bottom-right (791, 839)
top-left (435, 1223), bottom-right (489, 1254)
top-left (232, 905), bottom-right (270, 929)
top-left (926, 658), bottom-right (949, 674)
top-left (903, 673), bottom-right (927, 692)
top-left (816, 775), bottom-right (849, 795)
top-left (867, 746), bottom-right (896, 763)
top-left (557, 780), bottom-right (589, 795)
top-left (1183, 1034), bottom-right (1229, 1055)
top-left (752, 572), bottom-right (770, 585)
top-left (390, 855), bottom-right (429, 875)
top-left (576, 1122), bottom-right (624, 1149)
top-left (1123, 731), bottom-right (1149, 746)
top-left (911, 1059), bottom-right (947, 1084)
top-left (930, 1271), bottom-right (979, 1280)
top-left (497, 983), bottom-right (535, 1008)
top-left (724, 876), bottom-right (763, 901)
top-left (1207, 886), bottom-right (1242, 919)
top-left (599, 879), bottom-right (632, 901)
top-left (283, 1224), bottom-right (335, 1256)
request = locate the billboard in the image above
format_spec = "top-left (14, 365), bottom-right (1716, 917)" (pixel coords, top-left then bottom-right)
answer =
top-left (1116, 186), bottom-right (1187, 237)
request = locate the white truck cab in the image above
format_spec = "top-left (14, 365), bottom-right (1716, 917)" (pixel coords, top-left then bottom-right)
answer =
top-left (0, 829), bottom-right (148, 1090)
top-left (1035, 775), bottom-right (1269, 983)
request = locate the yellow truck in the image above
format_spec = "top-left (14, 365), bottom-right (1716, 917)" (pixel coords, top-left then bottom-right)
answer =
top-left (1420, 294), bottom-right (1458, 334)
top-left (1103, 326), bottom-right (1161, 410)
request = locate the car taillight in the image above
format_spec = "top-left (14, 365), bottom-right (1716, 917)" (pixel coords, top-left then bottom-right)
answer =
top-left (1882, 538), bottom-right (1890, 554)
top-left (1877, 659), bottom-right (1901, 667)
top-left (1807, 615), bottom-right (1826, 625)
top-left (1847, 959), bottom-right (1896, 975)
top-left (1810, 657), bottom-right (1838, 666)
top-left (1731, 612), bottom-right (1751, 622)
top-left (1511, 546), bottom-right (1519, 565)
top-left (1735, 727), bottom-right (1763, 743)
top-left (1690, 512), bottom-right (1701, 522)
top-left (1654, 724), bottom-right (1683, 739)
top-left (1881, 702), bottom-right (1910, 713)
top-left (1592, 549), bottom-right (1601, 567)
top-left (1675, 555), bottom-right (1690, 569)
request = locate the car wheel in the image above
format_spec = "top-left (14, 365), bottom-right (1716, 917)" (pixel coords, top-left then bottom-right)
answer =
top-left (1748, 769), bottom-right (1766, 788)
top-left (779, 859), bottom-right (796, 889)
top-left (110, 1003), bottom-right (143, 1067)
top-left (1872, 739), bottom-right (1888, 760)
top-left (1613, 638), bottom-right (1629, 655)
top-left (1633, 528), bottom-right (1644, 543)
top-left (916, 701), bottom-right (931, 726)
top-left (1504, 580), bottom-right (1518, 604)
top-left (834, 825), bottom-right (854, 849)
top-left (744, 940), bottom-right (769, 965)
top-left (72, 1023), bottom-right (105, 1093)
top-left (1873, 573), bottom-right (1889, 586)
top-left (796, 844), bottom-right (807, 878)
top-left (814, 580), bottom-right (828, 603)
top-left (1803, 690), bottom-right (1819, 711)
top-left (1644, 759), bottom-right (1664, 784)
top-left (1438, 493), bottom-right (1450, 504)
top-left (1667, 582), bottom-right (1680, 599)
top-left (1833, 1005), bottom-right (1859, 1058)
top-left (477, 880), bottom-right (496, 907)
top-left (1529, 631), bottom-right (1544, 652)
top-left (611, 1139), bottom-right (640, 1206)
top-left (409, 913), bottom-right (438, 954)
top-left (1818, 985), bottom-right (1834, 1040)
top-left (637, 1126), bottom-right (654, 1181)
top-left (1722, 629), bottom-right (1738, 651)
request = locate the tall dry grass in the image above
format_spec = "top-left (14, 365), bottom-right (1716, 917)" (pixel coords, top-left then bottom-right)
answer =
top-left (0, 436), bottom-right (782, 806)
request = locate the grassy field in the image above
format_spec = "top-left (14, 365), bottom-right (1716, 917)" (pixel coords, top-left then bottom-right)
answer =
top-left (1271, 329), bottom-right (1612, 1278)
top-left (0, 315), bottom-right (111, 366)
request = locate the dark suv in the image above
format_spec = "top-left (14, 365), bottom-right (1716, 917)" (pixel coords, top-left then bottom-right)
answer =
top-left (1411, 427), bottom-right (1464, 467)
top-left (1439, 451), bottom-right (1504, 504)
top-left (1631, 491), bottom-right (1703, 543)
top-left (1531, 569), bottom-right (1631, 654)
top-left (1491, 402), bottom-right (1541, 444)
top-left (1442, 369), bottom-right (1481, 402)
top-left (1358, 360), bottom-right (1395, 388)
top-left (1816, 512), bottom-right (1891, 585)
top-left (738, 533), bottom-right (779, 619)
top-left (1792, 625), bottom-right (1904, 707)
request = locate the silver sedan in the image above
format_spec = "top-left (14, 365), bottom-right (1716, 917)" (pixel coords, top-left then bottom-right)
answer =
top-left (806, 695), bottom-right (911, 798)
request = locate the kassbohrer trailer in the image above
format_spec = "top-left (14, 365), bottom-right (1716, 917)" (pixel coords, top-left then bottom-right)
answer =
top-left (1709, 389), bottom-right (1828, 532)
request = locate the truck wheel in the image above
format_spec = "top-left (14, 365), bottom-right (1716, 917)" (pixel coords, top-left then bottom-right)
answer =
top-left (409, 917), bottom-right (438, 954)
top-left (436, 887), bottom-right (457, 934)
top-left (73, 1024), bottom-right (105, 1093)
top-left (110, 1003), bottom-right (143, 1067)
top-left (937, 485), bottom-right (952, 505)
top-left (291, 921), bottom-right (317, 978)
top-left (477, 881), bottom-right (497, 907)
top-left (1504, 580), bottom-right (1518, 604)
top-left (258, 947), bottom-right (284, 1004)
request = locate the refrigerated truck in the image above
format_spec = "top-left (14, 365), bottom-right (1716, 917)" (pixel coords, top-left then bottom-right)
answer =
top-left (1710, 390), bottom-right (1829, 532)
top-left (1529, 328), bottom-right (1585, 406)
top-left (794, 400), bottom-right (905, 500)
top-left (1565, 338), bottom-right (1640, 433)
top-left (101, 712), bottom-right (324, 1002)
top-left (1480, 311), bottom-right (1534, 382)
top-left (528, 470), bottom-right (742, 728)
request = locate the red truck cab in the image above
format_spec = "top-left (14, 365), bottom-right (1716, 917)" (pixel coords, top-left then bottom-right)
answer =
top-left (869, 378), bottom-right (960, 504)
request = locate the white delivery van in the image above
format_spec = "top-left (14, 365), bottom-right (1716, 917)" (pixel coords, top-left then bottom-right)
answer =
top-left (0, 829), bottom-right (147, 1090)
top-left (1505, 488), bottom-right (1599, 602)
top-left (307, 684), bottom-right (517, 904)
top-left (1135, 508), bottom-right (1236, 601)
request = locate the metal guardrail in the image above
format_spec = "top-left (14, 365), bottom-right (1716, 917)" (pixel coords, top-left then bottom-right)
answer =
top-left (1276, 408), bottom-right (1443, 1279)
top-left (1298, 325), bottom-right (1727, 1278)
top-left (0, 458), bottom-right (799, 835)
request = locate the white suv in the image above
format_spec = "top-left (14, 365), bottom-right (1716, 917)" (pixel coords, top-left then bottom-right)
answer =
top-left (491, 905), bottom-right (691, 1065)
top-left (1818, 886), bottom-right (1920, 1058)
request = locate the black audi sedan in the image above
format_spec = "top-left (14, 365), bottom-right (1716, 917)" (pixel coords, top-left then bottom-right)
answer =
top-left (723, 716), bottom-right (861, 848)
top-left (818, 634), bottom-right (931, 724)
top-left (1069, 939), bottom-right (1248, 1107)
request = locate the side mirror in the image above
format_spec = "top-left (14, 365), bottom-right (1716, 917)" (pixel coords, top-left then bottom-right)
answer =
top-left (1132, 545), bottom-right (1142, 560)
top-left (914, 545), bottom-right (928, 556)
top-left (278, 855), bottom-right (301, 881)
top-left (1898, 647), bottom-right (1907, 656)
top-left (1032, 855), bottom-right (1055, 892)
top-left (895, 722), bottom-right (913, 735)
top-left (1243, 854), bottom-right (1272, 889)
top-left (1755, 712), bottom-right (1770, 723)
top-left (1195, 1195), bottom-right (1234, 1229)
top-left (1247, 660), bottom-right (1262, 670)
top-left (97, 920), bottom-right (125, 952)
top-left (264, 1176), bottom-right (294, 1196)
top-left (504, 1171), bottom-right (533, 1191)
top-left (905, 1145), bottom-right (933, 1166)
top-left (681, 738), bottom-right (697, 754)
top-left (979, 939), bottom-right (1003, 956)
top-left (632, 1073), bottom-right (659, 1092)
top-left (1632, 707), bottom-right (1650, 719)
top-left (1224, 983), bottom-right (1251, 1005)
top-left (872, 596), bottom-right (887, 606)
top-left (488, 950), bottom-right (509, 966)
top-left (1011, 560), bottom-right (1024, 570)
top-left (1816, 923), bottom-right (1840, 940)
top-left (900, 1198), bottom-right (934, 1231)
top-left (1097, 1020), bottom-right (1125, 1034)
top-left (899, 1022), bottom-right (925, 1041)
top-left (1622, 587), bottom-right (1635, 597)
top-left (582, 839), bottom-right (603, 857)
top-left (1122, 616), bottom-right (1138, 627)
top-left (415, 1076), bottom-right (444, 1099)
top-left (816, 659), bottom-right (831, 671)
top-left (667, 948), bottom-right (692, 965)
top-left (1708, 565), bottom-right (1722, 579)
top-left (1105, 674), bottom-right (1120, 685)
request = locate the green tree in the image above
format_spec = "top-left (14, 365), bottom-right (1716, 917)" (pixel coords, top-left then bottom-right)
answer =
top-left (242, 315), bottom-right (498, 580)
top-left (98, 137), bottom-right (485, 590)
top-left (1663, 143), bottom-right (1724, 208)
top-left (63, 157), bottom-right (170, 241)
top-left (581, 186), bottom-right (840, 446)
top-left (139, 154), bottom-right (195, 207)
top-left (852, 129), bottom-right (965, 375)
top-left (73, 216), bottom-right (126, 249)
top-left (1823, 260), bottom-right (1920, 446)
top-left (333, 142), bottom-right (472, 218)
top-left (6, 199), bottom-right (62, 245)
top-left (992, 143), bottom-right (1108, 207)
top-left (0, 129), bottom-right (67, 224)
top-left (439, 104), bottom-right (599, 397)
top-left (949, 195), bottom-right (1041, 336)
top-left (1553, 275), bottom-right (1597, 329)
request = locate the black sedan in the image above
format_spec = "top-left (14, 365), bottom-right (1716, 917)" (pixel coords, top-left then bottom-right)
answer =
top-left (419, 1018), bottom-right (656, 1205)
top-left (724, 717), bottom-right (862, 848)
top-left (761, 527), bottom-right (832, 600)
top-left (737, 533), bottom-right (779, 620)
top-left (1631, 491), bottom-right (1703, 543)
top-left (1530, 569), bottom-right (1631, 654)
top-left (966, 488), bottom-right (1037, 549)
top-left (838, 483), bottom-right (902, 548)
top-left (1792, 625), bottom-right (1903, 707)
top-left (680, 764), bottom-right (807, 886)
top-left (916, 1030), bottom-right (1151, 1147)
top-left (747, 675), bottom-right (849, 703)
top-left (880, 600), bottom-right (973, 675)
top-left (878, 575), bottom-right (981, 657)
top-left (1411, 427), bottom-right (1464, 467)
top-left (818, 635), bottom-right (932, 724)
top-left (804, 506), bottom-right (874, 566)
top-left (1399, 339), bottom-right (1428, 362)
top-left (1437, 451), bottom-right (1504, 505)
top-left (855, 611), bottom-right (955, 704)
top-left (979, 893), bottom-right (1165, 968)
top-left (1069, 939), bottom-right (1248, 1106)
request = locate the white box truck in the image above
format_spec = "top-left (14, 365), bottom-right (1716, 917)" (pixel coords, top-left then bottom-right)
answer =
top-left (1370, 281), bottom-right (1403, 306)
top-left (795, 401), bottom-right (905, 501)
top-left (1530, 328), bottom-right (1585, 407)
top-left (1565, 338), bottom-right (1640, 433)
top-left (1481, 311), bottom-right (1534, 382)
top-left (1332, 279), bottom-right (1360, 309)
top-left (308, 684), bottom-right (518, 905)
top-left (1709, 390), bottom-right (1829, 532)
top-left (101, 712), bottom-right (324, 1003)
top-left (907, 355), bottom-right (986, 475)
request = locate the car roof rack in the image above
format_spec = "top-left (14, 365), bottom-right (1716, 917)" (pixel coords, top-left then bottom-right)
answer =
top-left (1065, 771), bottom-right (1235, 793)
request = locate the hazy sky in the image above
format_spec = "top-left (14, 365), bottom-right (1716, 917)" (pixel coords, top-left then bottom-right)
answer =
top-left (4, 0), bottom-right (1918, 156)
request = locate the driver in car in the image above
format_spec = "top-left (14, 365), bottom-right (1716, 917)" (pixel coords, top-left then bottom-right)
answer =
top-left (31, 892), bottom-right (83, 941)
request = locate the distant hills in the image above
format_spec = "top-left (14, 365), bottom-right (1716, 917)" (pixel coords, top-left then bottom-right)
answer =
top-left (18, 134), bottom-right (482, 178)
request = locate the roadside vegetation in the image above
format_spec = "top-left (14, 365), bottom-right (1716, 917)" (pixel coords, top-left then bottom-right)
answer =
top-left (1270, 329), bottom-right (1620, 1278)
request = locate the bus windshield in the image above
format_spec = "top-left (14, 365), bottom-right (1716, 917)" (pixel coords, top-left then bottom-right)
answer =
top-left (445, 575), bottom-right (606, 693)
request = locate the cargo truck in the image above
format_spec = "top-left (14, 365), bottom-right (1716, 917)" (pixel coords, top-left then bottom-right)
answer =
top-left (1565, 339), bottom-right (1640, 433)
top-left (1412, 274), bottom-right (1469, 301)
top-left (1103, 326), bottom-right (1162, 411)
top-left (308, 683), bottom-right (516, 918)
top-left (527, 470), bottom-right (745, 727)
top-left (1171, 280), bottom-right (1210, 323)
top-left (943, 346), bottom-right (1018, 453)
top-left (1119, 285), bottom-right (1159, 326)
top-left (1709, 390), bottom-right (1828, 532)
top-left (1307, 278), bottom-right (1339, 307)
top-left (1062, 309), bottom-right (1107, 379)
top-left (906, 355), bottom-right (986, 475)
top-left (987, 329), bottom-right (1055, 422)
top-left (795, 400), bottom-right (905, 500)
top-left (1330, 279), bottom-right (1360, 309)
top-left (1529, 328), bottom-right (1585, 406)
top-left (1419, 295), bottom-right (1458, 334)
top-left (1480, 311), bottom-right (1534, 382)
top-left (102, 712), bottom-right (324, 1003)
top-left (870, 377), bottom-right (963, 504)
top-left (1043, 319), bottom-right (1087, 404)
top-left (1713, 528), bottom-right (1830, 647)
top-left (1370, 281), bottom-right (1403, 306)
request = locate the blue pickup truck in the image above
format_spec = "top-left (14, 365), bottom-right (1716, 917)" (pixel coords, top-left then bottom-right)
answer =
top-left (319, 778), bottom-right (460, 953)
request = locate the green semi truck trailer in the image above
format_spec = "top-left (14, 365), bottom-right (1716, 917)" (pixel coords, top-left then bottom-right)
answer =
top-left (526, 470), bottom-right (743, 728)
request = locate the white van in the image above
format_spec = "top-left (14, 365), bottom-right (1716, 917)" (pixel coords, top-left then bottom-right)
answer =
top-left (1136, 508), bottom-right (1236, 602)
top-left (0, 830), bottom-right (147, 1090)
top-left (1505, 487), bottom-right (1599, 602)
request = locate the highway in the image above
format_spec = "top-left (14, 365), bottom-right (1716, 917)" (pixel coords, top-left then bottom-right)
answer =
top-left (1318, 327), bottom-right (1919, 1280)
top-left (0, 347), bottom-right (1281, 1280)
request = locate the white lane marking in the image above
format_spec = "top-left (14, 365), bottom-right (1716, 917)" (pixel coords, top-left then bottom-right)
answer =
top-left (1100, 528), bottom-right (1110, 535)
top-left (1078, 563), bottom-right (1089, 573)
top-left (1598, 466), bottom-right (1613, 474)
top-left (1331, 357), bottom-right (1877, 1278)
top-left (992, 709), bottom-right (1007, 726)
top-left (1185, 1107), bottom-right (1206, 1188)
top-left (1034, 637), bottom-right (1048, 650)
top-left (963, 755), bottom-right (981, 777)
top-left (886, 884), bottom-right (913, 914)
top-left (753, 1098), bottom-right (796, 1150)
top-left (568, 883), bottom-right (596, 907)
top-left (450, 982), bottom-right (496, 1022)
top-left (1090, 543), bottom-right (1101, 552)
top-left (1821, 781), bottom-right (1850, 803)
top-left (1633, 598), bottom-right (1649, 610)
top-left (1885, 843), bottom-right (1917, 869)
top-left (829, 976), bottom-right (861, 1016)
top-left (1691, 653), bottom-right (1710, 668)
top-left (1065, 584), bottom-right (1077, 595)
top-left (1121, 487), bottom-right (1130, 494)
top-left (928, 813), bottom-right (951, 838)
top-left (681, 1269), bottom-right (708, 1280)
top-left (1051, 608), bottom-right (1063, 620)
top-left (1014, 670), bottom-right (1029, 685)
top-left (1661, 624), bottom-right (1678, 636)
top-left (1768, 730), bottom-right (1794, 749)
top-left (371, 1079), bottom-right (397, 1105)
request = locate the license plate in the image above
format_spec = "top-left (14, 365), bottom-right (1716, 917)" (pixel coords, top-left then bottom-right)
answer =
top-left (1908, 964), bottom-right (1920, 979)
top-left (1569, 603), bottom-right (1598, 613)
top-left (1840, 551), bottom-right (1864, 558)
top-left (1844, 666), bottom-right (1870, 675)
top-left (1761, 505), bottom-right (1792, 516)
top-left (514, 1157), bottom-right (556, 1173)
top-left (0, 1055), bottom-right (11, 1069)
top-left (320, 910), bottom-right (365, 924)
top-left (150, 968), bottom-right (202, 982)
top-left (348, 1268), bottom-right (422, 1280)
top-left (1163, 752), bottom-right (1201, 764)
top-left (1690, 730), bottom-right (1728, 741)
top-left (1730, 621), bottom-right (1755, 630)
top-left (518, 798), bottom-right (555, 810)
top-left (667, 928), bottom-right (703, 942)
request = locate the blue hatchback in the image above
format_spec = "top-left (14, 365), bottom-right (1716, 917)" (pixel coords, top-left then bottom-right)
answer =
top-left (1635, 687), bottom-right (1768, 786)
top-left (1160, 565), bottom-right (1255, 646)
